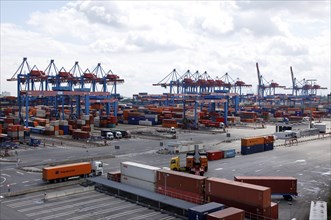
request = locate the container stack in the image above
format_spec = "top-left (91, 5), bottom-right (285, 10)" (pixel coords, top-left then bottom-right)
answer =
top-left (59, 120), bottom-right (69, 135)
top-left (155, 169), bottom-right (206, 204)
top-left (205, 177), bottom-right (277, 219)
top-left (120, 162), bottom-right (160, 192)
top-left (241, 136), bottom-right (275, 155)
top-left (241, 137), bottom-right (265, 155)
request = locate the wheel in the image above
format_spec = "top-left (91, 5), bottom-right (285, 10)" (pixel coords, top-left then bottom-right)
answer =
top-left (283, 195), bottom-right (293, 201)
top-left (173, 168), bottom-right (177, 171)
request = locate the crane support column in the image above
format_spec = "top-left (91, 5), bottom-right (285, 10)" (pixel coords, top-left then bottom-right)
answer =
top-left (25, 94), bottom-right (29, 128)
top-left (85, 95), bottom-right (90, 116)
top-left (223, 98), bottom-right (228, 126)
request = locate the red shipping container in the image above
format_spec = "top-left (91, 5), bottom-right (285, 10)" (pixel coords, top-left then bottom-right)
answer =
top-left (207, 207), bottom-right (245, 220)
top-left (156, 184), bottom-right (204, 204)
top-left (207, 150), bottom-right (224, 161)
top-left (206, 195), bottom-right (271, 219)
top-left (205, 178), bottom-right (271, 209)
top-left (107, 171), bottom-right (121, 182)
top-left (234, 176), bottom-right (297, 196)
top-left (156, 169), bottom-right (206, 194)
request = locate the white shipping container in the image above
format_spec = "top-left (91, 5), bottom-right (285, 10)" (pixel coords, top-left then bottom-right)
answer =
top-left (59, 120), bottom-right (68, 126)
top-left (77, 120), bottom-right (86, 125)
top-left (313, 123), bottom-right (327, 133)
top-left (50, 120), bottom-right (60, 126)
top-left (121, 175), bottom-right (156, 192)
top-left (120, 161), bottom-right (161, 183)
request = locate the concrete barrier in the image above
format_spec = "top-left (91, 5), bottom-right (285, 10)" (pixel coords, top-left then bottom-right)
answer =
top-left (45, 185), bottom-right (95, 200)
top-left (4, 179), bottom-right (85, 197)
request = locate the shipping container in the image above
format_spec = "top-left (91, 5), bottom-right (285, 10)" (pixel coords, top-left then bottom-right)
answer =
top-left (206, 207), bottom-right (245, 220)
top-left (156, 169), bottom-right (206, 194)
top-left (206, 195), bottom-right (271, 219)
top-left (42, 162), bottom-right (91, 182)
top-left (107, 171), bottom-right (121, 182)
top-left (207, 150), bottom-right (224, 161)
top-left (188, 202), bottom-right (225, 220)
top-left (156, 184), bottom-right (204, 204)
top-left (241, 144), bottom-right (264, 155)
top-left (205, 178), bottom-right (271, 209)
top-left (121, 175), bottom-right (155, 191)
top-left (223, 149), bottom-right (236, 158)
top-left (121, 161), bottom-right (160, 183)
top-left (234, 176), bottom-right (297, 199)
top-left (241, 137), bottom-right (265, 147)
top-left (264, 143), bottom-right (274, 151)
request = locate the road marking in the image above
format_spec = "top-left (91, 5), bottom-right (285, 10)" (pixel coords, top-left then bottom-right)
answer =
top-left (215, 168), bottom-right (223, 171)
top-left (0, 176), bottom-right (6, 185)
top-left (103, 207), bottom-right (146, 220)
top-left (22, 181), bottom-right (30, 183)
top-left (16, 171), bottom-right (24, 175)
top-left (128, 211), bottom-right (160, 220)
top-left (103, 163), bottom-right (109, 166)
top-left (255, 169), bottom-right (262, 172)
top-left (34, 179), bottom-right (40, 181)
top-left (2, 174), bottom-right (11, 177)
top-left (1, 194), bottom-right (43, 204)
top-left (10, 183), bottom-right (17, 185)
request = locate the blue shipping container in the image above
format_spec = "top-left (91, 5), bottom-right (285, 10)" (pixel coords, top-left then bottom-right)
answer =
top-left (241, 144), bottom-right (265, 155)
top-left (223, 149), bottom-right (236, 158)
top-left (264, 143), bottom-right (274, 151)
top-left (188, 202), bottom-right (225, 220)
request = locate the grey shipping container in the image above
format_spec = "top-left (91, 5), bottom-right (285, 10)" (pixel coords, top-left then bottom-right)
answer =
top-left (188, 202), bottom-right (225, 220)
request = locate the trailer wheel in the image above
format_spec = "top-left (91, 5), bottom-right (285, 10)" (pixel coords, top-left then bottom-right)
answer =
top-left (283, 195), bottom-right (293, 201)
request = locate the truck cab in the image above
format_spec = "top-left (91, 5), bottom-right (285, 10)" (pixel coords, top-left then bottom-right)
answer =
top-left (91, 161), bottom-right (104, 176)
top-left (115, 131), bottom-right (122, 139)
top-left (170, 156), bottom-right (180, 170)
top-left (106, 132), bottom-right (114, 140)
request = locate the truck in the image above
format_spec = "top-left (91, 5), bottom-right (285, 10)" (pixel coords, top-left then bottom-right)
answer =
top-left (234, 176), bottom-right (298, 201)
top-left (42, 161), bottom-right (104, 183)
top-left (170, 145), bottom-right (208, 176)
top-left (101, 129), bottom-right (125, 139)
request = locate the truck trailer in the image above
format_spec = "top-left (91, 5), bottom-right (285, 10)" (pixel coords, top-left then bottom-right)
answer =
top-left (234, 176), bottom-right (298, 201)
top-left (42, 161), bottom-right (103, 183)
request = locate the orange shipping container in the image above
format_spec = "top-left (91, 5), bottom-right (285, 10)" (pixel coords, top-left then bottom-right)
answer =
top-left (42, 162), bottom-right (91, 182)
top-left (241, 137), bottom-right (265, 147)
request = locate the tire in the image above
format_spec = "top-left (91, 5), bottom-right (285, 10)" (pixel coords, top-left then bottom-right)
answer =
top-left (283, 195), bottom-right (293, 201)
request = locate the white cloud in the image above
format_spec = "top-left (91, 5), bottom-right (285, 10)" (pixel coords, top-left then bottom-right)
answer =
top-left (1, 1), bottom-right (330, 97)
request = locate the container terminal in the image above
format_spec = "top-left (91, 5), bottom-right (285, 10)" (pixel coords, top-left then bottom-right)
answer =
top-left (0, 58), bottom-right (330, 220)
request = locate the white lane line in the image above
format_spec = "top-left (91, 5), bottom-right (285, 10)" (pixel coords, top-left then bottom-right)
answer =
top-left (0, 177), bottom-right (6, 185)
top-left (26, 199), bottom-right (122, 217)
top-left (215, 168), bottom-right (223, 171)
top-left (22, 181), bottom-right (30, 183)
top-left (68, 204), bottom-right (136, 220)
top-left (10, 183), bottom-right (17, 185)
top-left (103, 207), bottom-right (147, 220)
top-left (103, 163), bottom-right (109, 166)
top-left (255, 169), bottom-right (262, 172)
top-left (2, 174), bottom-right (11, 177)
top-left (16, 171), bottom-right (24, 175)
top-left (1, 194), bottom-right (42, 204)
top-left (128, 211), bottom-right (160, 220)
top-left (16, 192), bottom-right (102, 210)
top-left (34, 179), bottom-right (40, 181)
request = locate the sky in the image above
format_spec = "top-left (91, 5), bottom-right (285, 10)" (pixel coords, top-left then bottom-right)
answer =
top-left (1, 0), bottom-right (330, 98)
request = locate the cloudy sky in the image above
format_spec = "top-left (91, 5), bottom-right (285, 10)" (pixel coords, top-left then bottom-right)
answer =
top-left (1, 1), bottom-right (330, 97)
